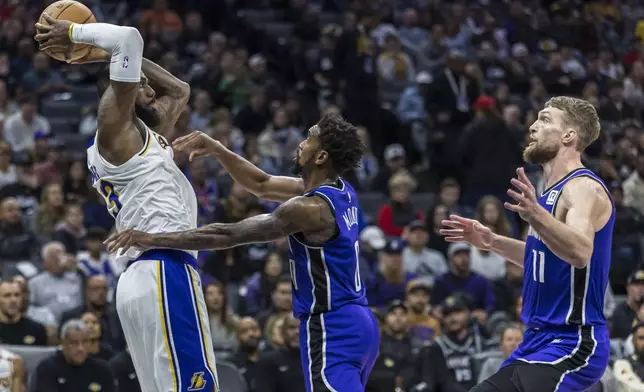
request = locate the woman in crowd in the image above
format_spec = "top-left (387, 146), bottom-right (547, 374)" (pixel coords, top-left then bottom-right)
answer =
top-left (244, 251), bottom-right (284, 317)
top-left (204, 279), bottom-right (239, 352)
top-left (469, 196), bottom-right (510, 281)
top-left (37, 183), bottom-right (65, 236)
top-left (377, 170), bottom-right (423, 236)
top-left (81, 311), bottom-right (115, 361)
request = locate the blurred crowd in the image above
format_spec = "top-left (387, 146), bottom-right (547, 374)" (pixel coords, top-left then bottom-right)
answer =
top-left (0, 0), bottom-right (642, 391)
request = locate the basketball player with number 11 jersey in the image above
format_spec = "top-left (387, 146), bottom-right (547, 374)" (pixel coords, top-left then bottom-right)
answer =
top-left (442, 96), bottom-right (613, 392)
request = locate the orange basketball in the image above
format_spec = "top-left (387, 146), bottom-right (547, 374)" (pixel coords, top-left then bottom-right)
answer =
top-left (38, 0), bottom-right (96, 62)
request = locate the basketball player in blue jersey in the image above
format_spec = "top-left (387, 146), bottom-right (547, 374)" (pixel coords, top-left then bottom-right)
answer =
top-left (441, 96), bottom-right (613, 392)
top-left (107, 113), bottom-right (381, 392)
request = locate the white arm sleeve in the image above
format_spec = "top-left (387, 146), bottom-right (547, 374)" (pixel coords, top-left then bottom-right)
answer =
top-left (70, 23), bottom-right (143, 83)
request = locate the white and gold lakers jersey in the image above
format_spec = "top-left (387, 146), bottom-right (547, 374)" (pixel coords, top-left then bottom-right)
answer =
top-left (87, 124), bottom-right (198, 261)
top-left (0, 349), bottom-right (16, 392)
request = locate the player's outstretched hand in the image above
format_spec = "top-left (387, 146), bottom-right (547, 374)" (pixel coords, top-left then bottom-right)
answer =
top-left (505, 167), bottom-right (540, 222)
top-left (34, 13), bottom-right (74, 61)
top-left (439, 215), bottom-right (494, 251)
top-left (173, 131), bottom-right (221, 162)
top-left (105, 229), bottom-right (153, 253)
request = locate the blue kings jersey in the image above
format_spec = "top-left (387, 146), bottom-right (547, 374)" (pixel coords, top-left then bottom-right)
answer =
top-left (288, 178), bottom-right (368, 318)
top-left (522, 168), bottom-right (614, 328)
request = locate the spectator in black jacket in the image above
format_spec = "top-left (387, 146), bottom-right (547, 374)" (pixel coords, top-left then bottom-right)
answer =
top-left (60, 275), bottom-right (124, 351)
top-left (229, 316), bottom-right (262, 391)
top-left (366, 300), bottom-right (418, 392)
top-left (0, 197), bottom-right (38, 265)
top-left (53, 203), bottom-right (85, 255)
top-left (109, 347), bottom-right (141, 392)
top-left (0, 279), bottom-right (47, 346)
top-left (33, 319), bottom-right (114, 392)
top-left (256, 313), bottom-right (305, 392)
top-left (406, 343), bottom-right (468, 392)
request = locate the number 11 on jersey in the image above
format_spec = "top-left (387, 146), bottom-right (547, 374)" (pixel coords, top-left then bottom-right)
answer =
top-left (532, 249), bottom-right (545, 283)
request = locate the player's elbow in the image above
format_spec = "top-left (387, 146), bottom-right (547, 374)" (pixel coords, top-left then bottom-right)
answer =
top-left (570, 246), bottom-right (592, 269)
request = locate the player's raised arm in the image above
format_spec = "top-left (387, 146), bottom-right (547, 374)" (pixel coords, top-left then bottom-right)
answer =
top-left (35, 16), bottom-right (143, 150)
top-left (173, 131), bottom-right (305, 202)
top-left (105, 195), bottom-right (331, 251)
top-left (440, 215), bottom-right (526, 266)
top-left (506, 168), bottom-right (612, 268)
top-left (141, 58), bottom-right (190, 136)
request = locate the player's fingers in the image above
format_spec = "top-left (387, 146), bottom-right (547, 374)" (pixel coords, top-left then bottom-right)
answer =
top-left (42, 13), bottom-right (56, 25)
top-left (517, 167), bottom-right (534, 190)
top-left (441, 220), bottom-right (465, 229)
top-left (504, 202), bottom-right (522, 213)
top-left (439, 229), bottom-right (463, 236)
top-left (510, 178), bottom-right (530, 193)
top-left (34, 23), bottom-right (51, 32)
top-left (450, 215), bottom-right (476, 225)
top-left (34, 33), bottom-right (51, 42)
top-left (172, 132), bottom-right (197, 147)
top-left (507, 189), bottom-right (527, 203)
top-left (444, 236), bottom-right (465, 242)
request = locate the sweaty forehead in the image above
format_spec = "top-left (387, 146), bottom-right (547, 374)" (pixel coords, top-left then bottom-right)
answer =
top-left (540, 106), bottom-right (565, 119)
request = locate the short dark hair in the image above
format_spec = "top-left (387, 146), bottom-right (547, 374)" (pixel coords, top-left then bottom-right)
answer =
top-left (316, 113), bottom-right (364, 175)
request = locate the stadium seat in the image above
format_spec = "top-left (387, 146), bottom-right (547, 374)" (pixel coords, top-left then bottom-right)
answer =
top-left (357, 193), bottom-right (386, 218)
top-left (0, 344), bottom-right (57, 392)
top-left (216, 360), bottom-right (249, 392)
top-left (49, 118), bottom-right (78, 135)
top-left (408, 193), bottom-right (435, 213)
top-left (70, 86), bottom-right (99, 102)
top-left (41, 100), bottom-right (83, 122)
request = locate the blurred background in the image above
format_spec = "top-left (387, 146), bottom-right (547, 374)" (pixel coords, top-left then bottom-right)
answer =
top-left (0, 0), bottom-right (642, 391)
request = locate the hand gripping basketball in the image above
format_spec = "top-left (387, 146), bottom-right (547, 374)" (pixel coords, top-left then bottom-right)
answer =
top-left (34, 13), bottom-right (74, 61)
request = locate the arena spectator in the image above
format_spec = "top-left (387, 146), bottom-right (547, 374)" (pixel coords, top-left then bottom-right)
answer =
top-left (623, 154), bottom-right (644, 216)
top-left (244, 251), bottom-right (284, 317)
top-left (256, 314), bottom-right (305, 392)
top-left (367, 239), bottom-right (417, 308)
top-left (0, 142), bottom-right (18, 189)
top-left (614, 270), bottom-right (644, 339)
top-left (0, 279), bottom-right (47, 346)
top-left (53, 203), bottom-right (86, 255)
top-left (229, 316), bottom-right (262, 391)
top-left (477, 323), bottom-right (524, 383)
top-left (358, 225), bottom-right (386, 282)
top-left (37, 183), bottom-right (65, 237)
top-left (63, 160), bottom-right (92, 203)
top-left (402, 220), bottom-right (448, 287)
top-left (109, 347), bottom-right (140, 392)
top-left (29, 241), bottom-right (83, 323)
top-left (139, 0), bottom-right (183, 36)
top-left (60, 275), bottom-right (122, 351)
top-left (32, 319), bottom-right (114, 392)
top-left (434, 295), bottom-right (494, 390)
top-left (468, 197), bottom-right (509, 281)
top-left (405, 279), bottom-right (441, 342)
top-left (204, 279), bottom-right (239, 352)
top-left (369, 300), bottom-right (419, 391)
top-left (426, 203), bottom-right (451, 257)
top-left (190, 90), bottom-right (212, 130)
top-left (0, 196), bottom-right (38, 265)
top-left (3, 95), bottom-right (49, 153)
top-left (257, 276), bottom-right (292, 335)
top-left (77, 228), bottom-right (120, 299)
top-left (372, 143), bottom-right (408, 194)
top-left (614, 322), bottom-right (644, 391)
top-left (80, 311), bottom-right (114, 361)
top-left (491, 260), bottom-right (524, 316)
top-left (20, 51), bottom-right (68, 98)
top-left (432, 243), bottom-right (496, 321)
top-left (377, 32), bottom-right (415, 83)
top-left (377, 170), bottom-right (423, 236)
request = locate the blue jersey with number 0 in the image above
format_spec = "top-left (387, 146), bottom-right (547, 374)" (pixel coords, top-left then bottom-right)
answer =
top-left (522, 168), bottom-right (614, 328)
top-left (288, 178), bottom-right (367, 318)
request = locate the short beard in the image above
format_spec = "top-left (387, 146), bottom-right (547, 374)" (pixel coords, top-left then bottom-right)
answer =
top-left (135, 104), bottom-right (162, 128)
top-left (523, 142), bottom-right (559, 164)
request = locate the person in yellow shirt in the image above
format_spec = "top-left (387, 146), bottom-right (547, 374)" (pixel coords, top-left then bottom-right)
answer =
top-left (405, 279), bottom-right (441, 342)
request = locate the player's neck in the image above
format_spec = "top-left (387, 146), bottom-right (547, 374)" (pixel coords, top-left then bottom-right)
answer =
top-left (542, 153), bottom-right (584, 190)
top-left (303, 170), bottom-right (337, 193)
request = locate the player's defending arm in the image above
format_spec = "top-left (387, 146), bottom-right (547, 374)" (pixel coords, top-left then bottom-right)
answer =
top-left (35, 16), bottom-right (143, 156)
top-left (105, 196), bottom-right (332, 251)
top-left (440, 215), bottom-right (526, 266)
top-left (141, 58), bottom-right (190, 135)
top-left (173, 131), bottom-right (305, 202)
top-left (506, 168), bottom-right (612, 269)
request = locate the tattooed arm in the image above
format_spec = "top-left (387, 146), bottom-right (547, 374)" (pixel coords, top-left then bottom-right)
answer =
top-left (106, 196), bottom-right (335, 251)
top-left (142, 58), bottom-right (190, 136)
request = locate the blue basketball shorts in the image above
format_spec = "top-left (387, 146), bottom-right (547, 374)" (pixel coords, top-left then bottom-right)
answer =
top-left (116, 249), bottom-right (219, 392)
top-left (497, 325), bottom-right (609, 392)
top-left (299, 304), bottom-right (380, 392)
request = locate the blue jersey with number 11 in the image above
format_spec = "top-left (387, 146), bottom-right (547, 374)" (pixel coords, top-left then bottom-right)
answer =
top-left (288, 178), bottom-right (367, 318)
top-left (522, 168), bottom-right (614, 329)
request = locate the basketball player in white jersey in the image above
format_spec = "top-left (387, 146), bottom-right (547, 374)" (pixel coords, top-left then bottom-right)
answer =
top-left (35, 15), bottom-right (219, 392)
top-left (0, 348), bottom-right (25, 392)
